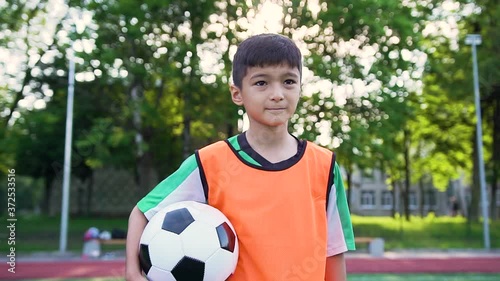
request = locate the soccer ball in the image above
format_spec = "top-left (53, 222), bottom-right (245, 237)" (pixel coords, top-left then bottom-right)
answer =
top-left (139, 201), bottom-right (239, 281)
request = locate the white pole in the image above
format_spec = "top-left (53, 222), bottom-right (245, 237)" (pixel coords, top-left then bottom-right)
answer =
top-left (59, 46), bottom-right (75, 253)
top-left (466, 34), bottom-right (490, 250)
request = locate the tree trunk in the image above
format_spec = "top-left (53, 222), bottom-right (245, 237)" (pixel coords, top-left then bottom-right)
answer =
top-left (131, 84), bottom-right (159, 191)
top-left (131, 84), bottom-right (144, 157)
top-left (400, 182), bottom-right (409, 220)
top-left (181, 68), bottom-right (194, 160)
top-left (491, 92), bottom-right (500, 219)
top-left (458, 178), bottom-right (469, 218)
top-left (492, 169), bottom-right (498, 220)
top-left (86, 174), bottom-right (94, 215)
top-left (419, 177), bottom-right (425, 217)
top-left (77, 184), bottom-right (84, 216)
top-left (403, 129), bottom-right (411, 221)
top-left (182, 114), bottom-right (191, 159)
top-left (48, 162), bottom-right (64, 215)
top-left (346, 168), bottom-right (353, 206)
top-left (137, 152), bottom-right (158, 191)
top-left (391, 180), bottom-right (397, 218)
top-left (42, 176), bottom-right (53, 215)
top-left (469, 132), bottom-right (480, 222)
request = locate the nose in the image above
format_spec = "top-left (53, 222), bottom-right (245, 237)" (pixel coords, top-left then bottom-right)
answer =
top-left (270, 85), bottom-right (285, 101)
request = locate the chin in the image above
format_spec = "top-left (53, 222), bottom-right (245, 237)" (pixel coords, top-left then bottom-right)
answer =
top-left (250, 114), bottom-right (290, 128)
top-left (265, 119), bottom-right (289, 127)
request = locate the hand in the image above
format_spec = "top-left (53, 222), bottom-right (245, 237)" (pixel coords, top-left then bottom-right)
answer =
top-left (125, 206), bottom-right (149, 281)
top-left (125, 271), bottom-right (147, 281)
top-left (325, 253), bottom-right (347, 281)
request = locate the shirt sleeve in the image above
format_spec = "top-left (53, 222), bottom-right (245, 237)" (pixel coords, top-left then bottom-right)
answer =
top-left (137, 154), bottom-right (206, 220)
top-left (326, 162), bottom-right (356, 256)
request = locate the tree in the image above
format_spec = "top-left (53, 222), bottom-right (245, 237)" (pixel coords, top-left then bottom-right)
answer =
top-left (283, 0), bottom-right (426, 216)
top-left (419, 0), bottom-right (498, 220)
top-left (0, 1), bottom-right (66, 178)
top-left (470, 0), bottom-right (500, 219)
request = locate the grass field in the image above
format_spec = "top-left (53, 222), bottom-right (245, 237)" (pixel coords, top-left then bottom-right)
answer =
top-left (350, 274), bottom-right (500, 281)
top-left (1, 214), bottom-right (499, 253)
top-left (351, 214), bottom-right (500, 250)
top-left (20, 274), bottom-right (500, 281)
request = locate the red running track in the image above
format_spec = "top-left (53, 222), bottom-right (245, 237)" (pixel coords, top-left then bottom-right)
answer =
top-left (1, 257), bottom-right (499, 280)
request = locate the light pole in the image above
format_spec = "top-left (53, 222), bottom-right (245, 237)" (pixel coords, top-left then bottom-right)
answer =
top-left (59, 45), bottom-right (74, 254)
top-left (59, 9), bottom-right (85, 253)
top-left (465, 34), bottom-right (490, 250)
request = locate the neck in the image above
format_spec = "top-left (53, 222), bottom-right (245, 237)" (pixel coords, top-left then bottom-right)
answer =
top-left (244, 123), bottom-right (299, 164)
top-left (245, 124), bottom-right (291, 147)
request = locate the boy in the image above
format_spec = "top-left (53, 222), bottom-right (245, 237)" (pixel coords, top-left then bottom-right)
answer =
top-left (126, 33), bottom-right (355, 281)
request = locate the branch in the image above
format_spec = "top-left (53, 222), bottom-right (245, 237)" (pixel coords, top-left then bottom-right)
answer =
top-left (2, 4), bottom-right (43, 127)
top-left (2, 68), bottom-right (32, 127)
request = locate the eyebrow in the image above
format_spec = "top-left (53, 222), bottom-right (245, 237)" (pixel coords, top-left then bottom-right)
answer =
top-left (249, 71), bottom-right (300, 80)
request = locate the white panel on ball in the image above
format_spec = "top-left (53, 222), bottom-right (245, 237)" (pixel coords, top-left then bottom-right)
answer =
top-left (189, 204), bottom-right (231, 228)
top-left (140, 210), bottom-right (167, 244)
top-left (203, 248), bottom-right (239, 281)
top-left (180, 221), bottom-right (220, 261)
top-left (147, 266), bottom-right (177, 281)
top-left (148, 231), bottom-right (184, 271)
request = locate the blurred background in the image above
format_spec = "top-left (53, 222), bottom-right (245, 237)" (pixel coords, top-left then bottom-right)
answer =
top-left (0, 0), bottom-right (498, 254)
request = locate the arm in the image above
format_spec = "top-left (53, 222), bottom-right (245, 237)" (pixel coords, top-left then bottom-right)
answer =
top-left (324, 161), bottom-right (354, 281)
top-left (325, 253), bottom-right (347, 281)
top-left (125, 153), bottom-right (205, 280)
top-left (125, 206), bottom-right (148, 281)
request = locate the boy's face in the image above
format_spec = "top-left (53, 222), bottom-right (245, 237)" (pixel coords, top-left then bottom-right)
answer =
top-left (230, 64), bottom-right (301, 129)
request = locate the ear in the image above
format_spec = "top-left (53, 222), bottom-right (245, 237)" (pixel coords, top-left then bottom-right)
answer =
top-left (230, 84), bottom-right (244, 106)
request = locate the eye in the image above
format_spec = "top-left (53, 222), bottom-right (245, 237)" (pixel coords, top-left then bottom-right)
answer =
top-left (254, 81), bottom-right (267, 86)
top-left (284, 79), bottom-right (297, 85)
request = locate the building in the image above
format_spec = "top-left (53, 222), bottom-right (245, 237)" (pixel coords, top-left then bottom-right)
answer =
top-left (347, 168), bottom-right (451, 216)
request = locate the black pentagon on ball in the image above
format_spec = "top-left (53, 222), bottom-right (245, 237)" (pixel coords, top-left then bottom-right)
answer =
top-left (138, 243), bottom-right (152, 274)
top-left (171, 256), bottom-right (205, 281)
top-left (162, 207), bottom-right (195, 235)
top-left (216, 222), bottom-right (236, 253)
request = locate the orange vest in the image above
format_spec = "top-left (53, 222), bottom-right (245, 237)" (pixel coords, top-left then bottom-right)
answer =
top-left (197, 140), bottom-right (334, 281)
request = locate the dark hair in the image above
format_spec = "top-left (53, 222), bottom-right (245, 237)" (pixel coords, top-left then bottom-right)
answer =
top-left (232, 33), bottom-right (302, 89)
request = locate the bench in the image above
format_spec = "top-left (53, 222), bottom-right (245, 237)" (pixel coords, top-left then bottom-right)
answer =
top-left (82, 239), bottom-right (126, 258)
top-left (355, 237), bottom-right (384, 257)
top-left (100, 239), bottom-right (127, 245)
top-left (84, 237), bottom-right (385, 258)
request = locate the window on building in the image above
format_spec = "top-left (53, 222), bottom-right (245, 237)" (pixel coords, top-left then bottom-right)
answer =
top-left (424, 190), bottom-right (436, 208)
top-left (381, 191), bottom-right (393, 209)
top-left (361, 190), bottom-right (376, 209)
top-left (409, 191), bottom-right (418, 210)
